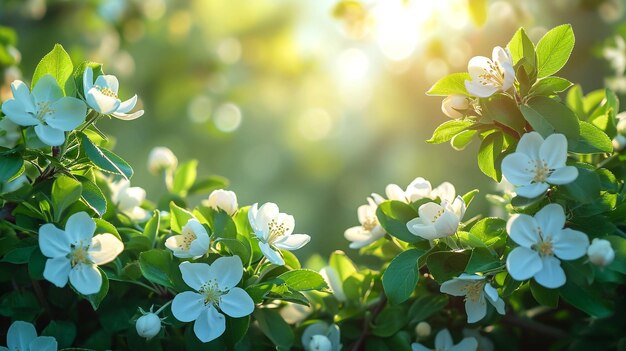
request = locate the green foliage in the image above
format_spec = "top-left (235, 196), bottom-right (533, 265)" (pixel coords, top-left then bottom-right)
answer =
top-left (32, 44), bottom-right (74, 95)
top-left (376, 200), bottom-right (421, 243)
top-left (535, 24), bottom-right (575, 78)
top-left (382, 248), bottom-right (425, 305)
top-left (426, 73), bottom-right (471, 96)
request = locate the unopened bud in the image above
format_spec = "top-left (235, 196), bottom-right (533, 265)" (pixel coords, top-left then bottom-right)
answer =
top-left (441, 95), bottom-right (469, 119)
top-left (147, 146), bottom-right (178, 175)
top-left (202, 189), bottom-right (238, 216)
top-left (136, 312), bottom-right (161, 339)
top-left (415, 321), bottom-right (431, 338)
top-left (587, 238), bottom-right (615, 267)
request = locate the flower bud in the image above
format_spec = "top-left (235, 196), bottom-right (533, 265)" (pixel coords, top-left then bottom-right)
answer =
top-left (613, 135), bottom-right (626, 151)
top-left (308, 335), bottom-right (332, 351)
top-left (136, 312), bottom-right (162, 339)
top-left (202, 189), bottom-right (238, 215)
top-left (415, 321), bottom-right (431, 338)
top-left (441, 95), bottom-right (469, 119)
top-left (320, 266), bottom-right (346, 302)
top-left (587, 238), bottom-right (615, 267)
top-left (147, 147), bottom-right (178, 175)
top-left (618, 118), bottom-right (626, 136)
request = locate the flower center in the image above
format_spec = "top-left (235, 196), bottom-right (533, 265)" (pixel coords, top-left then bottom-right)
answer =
top-left (362, 216), bottom-right (378, 231)
top-left (534, 240), bottom-right (554, 256)
top-left (430, 208), bottom-right (445, 223)
top-left (462, 281), bottom-right (485, 303)
top-left (267, 219), bottom-right (289, 244)
top-left (35, 101), bottom-right (55, 122)
top-left (69, 242), bottom-right (91, 267)
top-left (95, 85), bottom-right (118, 98)
top-left (531, 159), bottom-right (553, 183)
top-left (199, 280), bottom-right (222, 306)
top-left (478, 60), bottom-right (505, 86)
top-left (180, 227), bottom-right (197, 250)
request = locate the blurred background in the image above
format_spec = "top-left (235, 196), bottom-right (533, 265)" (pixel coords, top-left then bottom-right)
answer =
top-left (0, 0), bottom-right (624, 262)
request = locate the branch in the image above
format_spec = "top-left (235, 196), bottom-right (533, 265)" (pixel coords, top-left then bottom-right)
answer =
top-left (352, 295), bottom-right (387, 351)
top-left (501, 311), bottom-right (567, 339)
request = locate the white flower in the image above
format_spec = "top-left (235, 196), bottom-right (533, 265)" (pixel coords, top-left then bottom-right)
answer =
top-left (501, 132), bottom-right (578, 199)
top-left (440, 274), bottom-right (505, 323)
top-left (248, 202), bottom-right (310, 266)
top-left (135, 308), bottom-right (163, 340)
top-left (613, 135), bottom-right (626, 151)
top-left (603, 35), bottom-right (626, 75)
top-left (406, 194), bottom-right (466, 240)
top-left (0, 117), bottom-right (21, 148)
top-left (0, 321), bottom-right (57, 351)
top-left (38, 211), bottom-right (124, 295)
top-left (616, 111), bottom-right (626, 136)
top-left (109, 179), bottom-right (149, 221)
top-left (83, 66), bottom-right (144, 120)
top-left (411, 329), bottom-right (478, 351)
top-left (147, 146), bottom-right (177, 175)
top-left (382, 178), bottom-right (457, 204)
top-left (171, 256), bottom-right (254, 343)
top-left (587, 238), bottom-right (615, 267)
top-left (506, 203), bottom-right (589, 288)
top-left (344, 197), bottom-right (385, 249)
top-left (464, 46), bottom-right (515, 98)
top-left (462, 329), bottom-right (494, 351)
top-left (1, 76), bottom-right (87, 146)
top-left (442, 95), bottom-right (470, 119)
top-left (320, 266), bottom-right (346, 302)
top-left (165, 218), bottom-right (210, 259)
top-left (301, 322), bottom-right (341, 351)
top-left (415, 322), bottom-right (432, 338)
top-left (202, 189), bottom-right (238, 216)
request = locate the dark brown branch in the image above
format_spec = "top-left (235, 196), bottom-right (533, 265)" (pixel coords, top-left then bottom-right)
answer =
top-left (352, 295), bottom-right (388, 351)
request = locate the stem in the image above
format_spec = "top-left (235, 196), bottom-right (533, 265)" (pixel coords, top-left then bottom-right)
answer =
top-left (597, 153), bottom-right (618, 169)
top-left (32, 279), bottom-right (55, 320)
top-left (352, 295), bottom-right (387, 351)
top-left (77, 110), bottom-right (101, 133)
top-left (501, 311), bottom-right (568, 339)
top-left (253, 257), bottom-right (267, 277)
top-left (155, 300), bottom-right (173, 314)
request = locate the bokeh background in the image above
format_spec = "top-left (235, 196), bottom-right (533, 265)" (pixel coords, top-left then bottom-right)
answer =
top-left (1, 0), bottom-right (624, 262)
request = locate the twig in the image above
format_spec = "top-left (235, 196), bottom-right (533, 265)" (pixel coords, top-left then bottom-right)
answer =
top-left (501, 311), bottom-right (567, 339)
top-left (352, 295), bottom-right (387, 351)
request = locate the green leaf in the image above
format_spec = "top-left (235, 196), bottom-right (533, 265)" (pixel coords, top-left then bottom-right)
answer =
top-left (0, 154), bottom-right (23, 182)
top-left (559, 279), bottom-right (612, 318)
top-left (606, 235), bottom-right (626, 275)
top-left (530, 280), bottom-right (559, 307)
top-left (1, 245), bottom-right (36, 264)
top-left (376, 201), bottom-right (420, 243)
top-left (520, 96), bottom-right (580, 144)
top-left (465, 247), bottom-right (500, 273)
top-left (139, 249), bottom-right (179, 290)
top-left (76, 176), bottom-right (107, 217)
top-left (480, 95), bottom-right (526, 134)
top-left (408, 293), bottom-right (449, 324)
top-left (450, 129), bottom-right (477, 150)
top-left (372, 306), bottom-right (407, 337)
top-left (469, 217), bottom-right (507, 248)
top-left (172, 160), bottom-right (198, 196)
top-left (253, 309), bottom-right (294, 351)
top-left (529, 76), bottom-right (572, 96)
top-left (426, 251), bottom-right (471, 284)
top-left (508, 27), bottom-right (536, 69)
top-left (535, 24), bottom-right (575, 78)
top-left (426, 72), bottom-right (471, 96)
top-left (211, 210), bottom-right (237, 239)
top-left (52, 176), bottom-right (83, 221)
top-left (462, 189), bottom-right (479, 207)
top-left (169, 201), bottom-right (194, 233)
top-left (426, 120), bottom-right (475, 144)
top-left (566, 84), bottom-right (585, 118)
top-left (535, 24), bottom-right (575, 79)
top-left (467, 0), bottom-right (487, 27)
top-left (561, 166), bottom-right (601, 204)
top-left (32, 44), bottom-right (74, 94)
top-left (73, 61), bottom-right (103, 97)
top-left (569, 121), bottom-right (613, 154)
top-left (143, 210), bottom-right (160, 248)
top-left (383, 248), bottom-right (425, 304)
top-left (188, 175), bottom-right (229, 195)
top-left (477, 132), bottom-right (504, 181)
top-left (329, 250), bottom-right (357, 282)
top-left (79, 133), bottom-right (133, 180)
top-left (277, 269), bottom-right (327, 291)
top-left (43, 321), bottom-right (77, 349)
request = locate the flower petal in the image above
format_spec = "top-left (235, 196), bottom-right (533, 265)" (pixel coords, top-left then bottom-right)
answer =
top-left (406, 217), bottom-right (437, 240)
top-left (547, 166), bottom-right (578, 185)
top-left (32, 75), bottom-right (63, 103)
top-left (357, 204), bottom-right (376, 226)
top-left (193, 305), bottom-right (226, 343)
top-left (2, 99), bottom-right (38, 126)
top-left (38, 223), bottom-right (70, 257)
top-left (501, 152), bottom-right (534, 186)
top-left (483, 283), bottom-right (499, 302)
top-left (43, 256), bottom-right (71, 288)
top-left (172, 291), bottom-right (205, 322)
top-left (411, 343), bottom-right (431, 351)
top-left (95, 75), bottom-right (120, 93)
top-left (433, 210), bottom-right (460, 238)
top-left (534, 203), bottom-right (565, 238)
top-left (539, 134), bottom-right (568, 169)
top-left (29, 336), bottom-right (58, 351)
top-left (7, 321), bottom-right (37, 351)
top-left (432, 181), bottom-right (456, 204)
top-left (515, 182), bottom-right (549, 199)
top-left (86, 88), bottom-right (120, 114)
top-left (11, 80), bottom-right (36, 112)
top-left (450, 337), bottom-right (479, 351)
top-left (117, 94), bottom-right (138, 113)
top-left (552, 228), bottom-right (589, 260)
top-left (345, 226), bottom-right (382, 249)
top-left (406, 177), bottom-right (433, 202)
top-left (273, 233), bottom-right (310, 250)
top-left (435, 329), bottom-right (454, 350)
top-left (69, 263), bottom-right (102, 295)
top-left (418, 202), bottom-right (444, 223)
top-left (465, 295), bottom-right (487, 323)
top-left (179, 262), bottom-right (210, 291)
top-left (34, 124), bottom-right (65, 146)
top-left (440, 278), bottom-right (472, 297)
top-left (46, 97), bottom-right (87, 131)
top-left (259, 241), bottom-right (284, 265)
top-left (65, 212), bottom-right (96, 245)
top-left (219, 287), bottom-right (254, 318)
top-left (465, 80), bottom-right (498, 98)
top-left (208, 256), bottom-right (244, 290)
top-left (89, 233), bottom-right (124, 265)
top-left (506, 214), bottom-right (540, 248)
top-left (385, 184), bottom-right (406, 201)
top-left (533, 256), bottom-right (566, 289)
top-left (83, 66), bottom-right (94, 93)
top-left (248, 203), bottom-right (259, 231)
top-left (506, 246), bottom-right (542, 281)
top-left (112, 109), bottom-right (144, 121)
top-left (516, 132), bottom-right (544, 159)
top-left (165, 236), bottom-right (193, 258)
